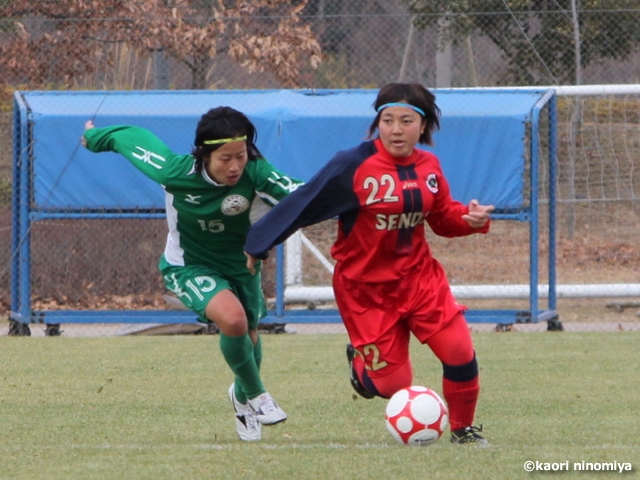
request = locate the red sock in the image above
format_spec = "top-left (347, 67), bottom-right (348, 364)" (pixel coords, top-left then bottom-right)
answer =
top-left (369, 358), bottom-right (413, 399)
top-left (356, 355), bottom-right (413, 399)
top-left (443, 376), bottom-right (479, 431)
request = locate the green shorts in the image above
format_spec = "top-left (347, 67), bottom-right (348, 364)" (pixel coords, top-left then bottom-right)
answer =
top-left (160, 258), bottom-right (266, 330)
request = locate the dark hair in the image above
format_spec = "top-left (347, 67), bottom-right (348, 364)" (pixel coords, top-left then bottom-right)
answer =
top-left (191, 106), bottom-right (263, 172)
top-left (368, 83), bottom-right (441, 145)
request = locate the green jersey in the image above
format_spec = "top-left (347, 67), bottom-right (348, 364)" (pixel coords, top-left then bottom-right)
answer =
top-left (84, 125), bottom-right (303, 283)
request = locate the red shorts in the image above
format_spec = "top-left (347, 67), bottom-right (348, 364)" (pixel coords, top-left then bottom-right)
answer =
top-left (333, 259), bottom-right (465, 378)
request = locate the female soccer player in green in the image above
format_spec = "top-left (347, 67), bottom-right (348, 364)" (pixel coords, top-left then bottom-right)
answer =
top-left (82, 106), bottom-right (303, 442)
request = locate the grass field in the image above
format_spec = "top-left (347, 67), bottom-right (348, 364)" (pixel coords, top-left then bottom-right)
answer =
top-left (1, 332), bottom-right (638, 480)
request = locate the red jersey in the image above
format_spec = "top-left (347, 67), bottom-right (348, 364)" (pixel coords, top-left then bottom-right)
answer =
top-left (245, 138), bottom-right (489, 283)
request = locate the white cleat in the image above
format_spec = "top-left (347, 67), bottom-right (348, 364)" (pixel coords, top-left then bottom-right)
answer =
top-left (228, 384), bottom-right (261, 441)
top-left (248, 392), bottom-right (288, 425)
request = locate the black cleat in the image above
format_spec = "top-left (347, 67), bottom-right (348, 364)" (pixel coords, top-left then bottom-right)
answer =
top-left (451, 425), bottom-right (488, 445)
top-left (346, 344), bottom-right (375, 399)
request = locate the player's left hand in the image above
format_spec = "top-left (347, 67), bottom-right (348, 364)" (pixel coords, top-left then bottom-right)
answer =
top-left (462, 199), bottom-right (494, 228)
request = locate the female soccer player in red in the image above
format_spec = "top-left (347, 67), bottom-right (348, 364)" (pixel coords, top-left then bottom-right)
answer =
top-left (244, 83), bottom-right (494, 444)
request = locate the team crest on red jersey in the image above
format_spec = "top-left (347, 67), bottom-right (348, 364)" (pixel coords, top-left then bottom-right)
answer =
top-left (426, 173), bottom-right (439, 193)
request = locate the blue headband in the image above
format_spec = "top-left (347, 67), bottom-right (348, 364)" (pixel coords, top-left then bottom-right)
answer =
top-left (376, 102), bottom-right (425, 117)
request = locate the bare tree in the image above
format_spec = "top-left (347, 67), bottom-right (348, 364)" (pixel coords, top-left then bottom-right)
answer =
top-left (404, 0), bottom-right (640, 85)
top-left (0, 0), bottom-right (323, 90)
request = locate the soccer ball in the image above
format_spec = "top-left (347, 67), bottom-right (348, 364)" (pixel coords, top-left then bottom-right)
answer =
top-left (384, 385), bottom-right (449, 446)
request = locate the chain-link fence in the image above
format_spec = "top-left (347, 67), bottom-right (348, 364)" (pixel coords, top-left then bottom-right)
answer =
top-left (1, 1), bottom-right (639, 335)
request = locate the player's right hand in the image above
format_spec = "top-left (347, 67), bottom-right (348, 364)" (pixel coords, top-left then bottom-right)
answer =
top-left (81, 120), bottom-right (94, 147)
top-left (245, 252), bottom-right (257, 275)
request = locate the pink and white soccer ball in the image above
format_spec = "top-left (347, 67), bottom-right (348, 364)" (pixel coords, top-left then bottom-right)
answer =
top-left (384, 385), bottom-right (449, 446)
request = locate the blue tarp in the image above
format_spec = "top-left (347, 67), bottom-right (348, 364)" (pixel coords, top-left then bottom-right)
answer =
top-left (17, 89), bottom-right (548, 210)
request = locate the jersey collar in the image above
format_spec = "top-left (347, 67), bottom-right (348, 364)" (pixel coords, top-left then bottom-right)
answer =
top-left (201, 168), bottom-right (228, 187)
top-left (374, 138), bottom-right (418, 165)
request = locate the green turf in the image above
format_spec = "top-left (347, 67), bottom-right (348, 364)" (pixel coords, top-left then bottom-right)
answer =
top-left (0, 332), bottom-right (638, 479)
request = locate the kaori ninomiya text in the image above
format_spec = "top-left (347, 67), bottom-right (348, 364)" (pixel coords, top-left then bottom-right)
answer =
top-left (523, 460), bottom-right (633, 473)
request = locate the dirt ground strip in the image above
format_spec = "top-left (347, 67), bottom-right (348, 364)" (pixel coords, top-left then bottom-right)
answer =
top-left (2, 296), bottom-right (639, 337)
top-left (2, 319), bottom-right (639, 337)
